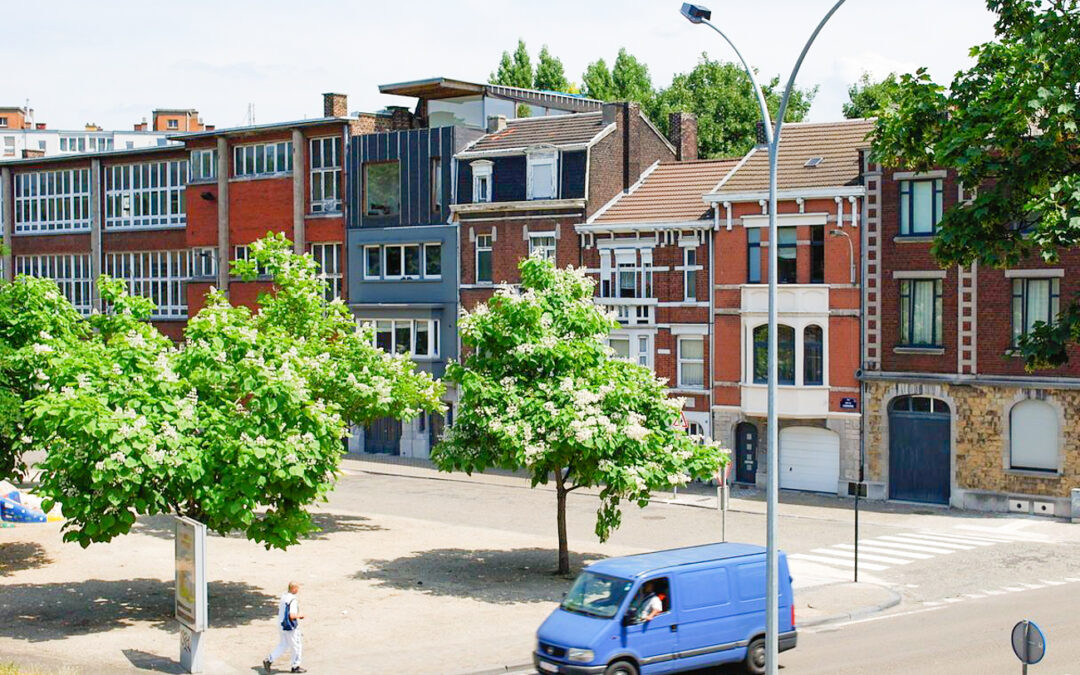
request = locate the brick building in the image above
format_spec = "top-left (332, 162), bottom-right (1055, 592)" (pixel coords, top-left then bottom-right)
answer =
top-left (704, 120), bottom-right (870, 495)
top-left (577, 112), bottom-right (731, 438)
top-left (860, 160), bottom-right (1080, 514)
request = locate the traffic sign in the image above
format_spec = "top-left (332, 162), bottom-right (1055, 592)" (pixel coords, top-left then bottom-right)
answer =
top-left (1011, 620), bottom-right (1046, 671)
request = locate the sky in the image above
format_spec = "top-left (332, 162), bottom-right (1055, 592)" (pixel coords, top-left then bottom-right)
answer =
top-left (4, 0), bottom-right (998, 131)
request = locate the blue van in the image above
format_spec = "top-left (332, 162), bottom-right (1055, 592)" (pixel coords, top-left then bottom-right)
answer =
top-left (534, 543), bottom-right (796, 675)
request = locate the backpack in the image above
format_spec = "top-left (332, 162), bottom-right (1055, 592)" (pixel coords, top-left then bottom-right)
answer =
top-left (280, 599), bottom-right (298, 631)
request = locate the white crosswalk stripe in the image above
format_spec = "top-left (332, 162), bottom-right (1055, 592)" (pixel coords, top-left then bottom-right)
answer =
top-left (833, 544), bottom-right (933, 560)
top-left (856, 539), bottom-right (956, 555)
top-left (789, 553), bottom-right (888, 571)
top-left (906, 532), bottom-right (996, 546)
top-left (876, 535), bottom-right (975, 550)
top-left (810, 547), bottom-right (913, 565)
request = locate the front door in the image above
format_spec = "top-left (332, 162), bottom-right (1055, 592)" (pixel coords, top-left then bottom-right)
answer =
top-left (364, 417), bottom-right (402, 455)
top-left (889, 396), bottom-right (951, 504)
top-left (735, 422), bottom-right (758, 484)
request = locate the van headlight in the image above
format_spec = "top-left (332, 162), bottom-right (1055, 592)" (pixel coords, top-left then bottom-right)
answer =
top-left (567, 648), bottom-right (595, 663)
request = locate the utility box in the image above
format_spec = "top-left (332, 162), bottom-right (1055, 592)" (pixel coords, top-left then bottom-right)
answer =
top-left (1008, 498), bottom-right (1031, 514)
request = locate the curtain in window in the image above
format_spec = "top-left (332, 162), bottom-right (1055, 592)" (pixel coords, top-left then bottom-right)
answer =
top-left (803, 325), bottom-right (823, 385)
top-left (911, 281), bottom-right (937, 345)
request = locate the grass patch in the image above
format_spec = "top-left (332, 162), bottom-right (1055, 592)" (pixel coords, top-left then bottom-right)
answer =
top-left (0, 664), bottom-right (77, 675)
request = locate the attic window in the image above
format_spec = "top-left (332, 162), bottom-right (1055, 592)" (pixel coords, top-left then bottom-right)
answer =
top-left (804, 157), bottom-right (824, 168)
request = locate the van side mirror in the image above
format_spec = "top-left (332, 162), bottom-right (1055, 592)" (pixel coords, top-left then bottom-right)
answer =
top-left (621, 613), bottom-right (636, 627)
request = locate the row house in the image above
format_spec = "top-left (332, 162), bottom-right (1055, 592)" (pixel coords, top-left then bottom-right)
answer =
top-left (705, 120), bottom-right (870, 495)
top-left (861, 161), bottom-right (1080, 515)
top-left (345, 77), bottom-right (604, 458)
top-left (578, 113), bottom-right (731, 440)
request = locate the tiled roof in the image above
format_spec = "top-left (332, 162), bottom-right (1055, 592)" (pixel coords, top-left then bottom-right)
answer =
top-left (714, 118), bottom-right (874, 194)
top-left (593, 159), bottom-right (741, 224)
top-left (463, 112), bottom-right (609, 153)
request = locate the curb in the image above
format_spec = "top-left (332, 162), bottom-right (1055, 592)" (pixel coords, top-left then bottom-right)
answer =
top-left (461, 664), bottom-right (535, 675)
top-left (796, 582), bottom-right (903, 628)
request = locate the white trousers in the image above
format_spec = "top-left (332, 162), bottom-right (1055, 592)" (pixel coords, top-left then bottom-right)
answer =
top-left (268, 627), bottom-right (302, 668)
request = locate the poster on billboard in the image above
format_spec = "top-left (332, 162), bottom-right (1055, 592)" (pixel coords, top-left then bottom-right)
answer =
top-left (174, 516), bottom-right (207, 633)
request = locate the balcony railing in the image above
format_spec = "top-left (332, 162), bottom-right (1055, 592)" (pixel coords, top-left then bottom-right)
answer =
top-left (595, 297), bottom-right (657, 326)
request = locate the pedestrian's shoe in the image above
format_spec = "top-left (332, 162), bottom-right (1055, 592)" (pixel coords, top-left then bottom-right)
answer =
top-left (290, 668), bottom-right (307, 673)
top-left (262, 658), bottom-right (272, 673)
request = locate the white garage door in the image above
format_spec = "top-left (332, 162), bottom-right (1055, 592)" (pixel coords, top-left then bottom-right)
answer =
top-left (780, 427), bottom-right (839, 493)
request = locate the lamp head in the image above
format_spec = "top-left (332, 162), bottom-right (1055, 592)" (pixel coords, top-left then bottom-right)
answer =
top-left (829, 228), bottom-right (845, 237)
top-left (680, 3), bottom-right (712, 24)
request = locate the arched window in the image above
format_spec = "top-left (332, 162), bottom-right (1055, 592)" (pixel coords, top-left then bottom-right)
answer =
top-left (1010, 399), bottom-right (1059, 472)
top-left (889, 396), bottom-right (950, 415)
top-left (753, 324), bottom-right (795, 385)
top-left (803, 325), bottom-right (824, 385)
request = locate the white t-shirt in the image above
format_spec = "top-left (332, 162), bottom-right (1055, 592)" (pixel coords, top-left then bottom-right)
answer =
top-left (640, 594), bottom-right (663, 619)
top-left (278, 592), bottom-right (299, 628)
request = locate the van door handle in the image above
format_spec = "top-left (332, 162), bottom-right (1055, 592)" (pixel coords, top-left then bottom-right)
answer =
top-left (670, 624), bottom-right (678, 632)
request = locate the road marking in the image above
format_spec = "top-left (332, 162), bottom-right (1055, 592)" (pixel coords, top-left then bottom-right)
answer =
top-left (911, 532), bottom-right (999, 546)
top-left (964, 594), bottom-right (986, 600)
top-left (1003, 586), bottom-right (1025, 592)
top-left (942, 597), bottom-right (964, 604)
top-left (857, 539), bottom-right (956, 555)
top-left (810, 548), bottom-right (913, 565)
top-left (874, 536), bottom-right (969, 552)
top-left (789, 554), bottom-right (888, 571)
top-left (811, 605), bottom-right (945, 631)
top-left (982, 589), bottom-right (1005, 595)
top-left (1040, 579), bottom-right (1067, 586)
top-left (834, 544), bottom-right (933, 560)
top-left (891, 533), bottom-right (980, 549)
top-left (1020, 583), bottom-right (1046, 590)
top-left (1064, 577), bottom-right (1080, 583)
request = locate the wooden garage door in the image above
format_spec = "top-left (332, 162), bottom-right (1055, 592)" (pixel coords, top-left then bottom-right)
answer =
top-left (779, 427), bottom-right (839, 493)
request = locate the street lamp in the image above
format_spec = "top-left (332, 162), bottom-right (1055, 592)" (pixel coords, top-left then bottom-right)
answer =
top-left (680, 3), bottom-right (849, 673)
top-left (830, 228), bottom-right (855, 284)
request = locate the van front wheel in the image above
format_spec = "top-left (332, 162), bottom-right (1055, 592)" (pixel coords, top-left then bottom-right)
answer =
top-left (604, 660), bottom-right (639, 675)
top-left (744, 637), bottom-right (766, 675)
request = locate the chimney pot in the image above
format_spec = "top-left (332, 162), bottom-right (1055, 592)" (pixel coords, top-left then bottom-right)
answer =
top-left (486, 115), bottom-right (507, 133)
top-left (323, 92), bottom-right (348, 118)
top-left (35, 122), bottom-right (46, 130)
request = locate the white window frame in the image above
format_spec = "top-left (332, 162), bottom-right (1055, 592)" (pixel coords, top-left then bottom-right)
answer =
top-left (15, 254), bottom-right (93, 315)
top-left (104, 159), bottom-right (188, 230)
top-left (13, 168), bottom-right (92, 233)
top-left (2, 136), bottom-right (14, 157)
top-left (472, 160), bottom-right (492, 204)
top-left (363, 243), bottom-right (441, 281)
top-left (191, 247), bottom-right (217, 279)
top-left (528, 232), bottom-right (557, 262)
top-left (167, 119), bottom-right (179, 130)
top-left (104, 250), bottom-right (191, 319)
top-left (190, 148), bottom-right (217, 182)
top-left (599, 247), bottom-right (653, 300)
top-left (362, 319), bottom-right (440, 359)
top-left (423, 242), bottom-right (442, 279)
top-left (233, 141), bottom-right (293, 178)
top-left (363, 245), bottom-right (382, 280)
top-left (476, 233), bottom-right (493, 283)
top-left (683, 247), bottom-right (700, 301)
top-left (526, 149), bottom-right (558, 201)
top-left (232, 245), bottom-right (269, 277)
top-left (0, 117), bottom-right (8, 128)
top-left (309, 242), bottom-right (342, 301)
top-left (309, 136), bottom-right (342, 213)
top-left (431, 157), bottom-right (443, 214)
top-left (678, 336), bottom-right (705, 389)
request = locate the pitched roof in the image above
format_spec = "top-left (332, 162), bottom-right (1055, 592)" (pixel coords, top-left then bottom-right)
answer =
top-left (461, 112), bottom-right (609, 154)
top-left (713, 118), bottom-right (873, 195)
top-left (593, 159), bottom-right (741, 224)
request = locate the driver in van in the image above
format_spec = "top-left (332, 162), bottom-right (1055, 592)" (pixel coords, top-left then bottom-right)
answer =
top-left (636, 581), bottom-right (664, 622)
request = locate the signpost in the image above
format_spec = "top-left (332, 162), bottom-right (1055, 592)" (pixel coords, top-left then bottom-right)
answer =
top-left (175, 516), bottom-right (208, 674)
top-left (1011, 620), bottom-right (1046, 674)
top-left (716, 461), bottom-right (732, 542)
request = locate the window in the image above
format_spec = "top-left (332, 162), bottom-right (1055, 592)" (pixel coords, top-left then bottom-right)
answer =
top-left (15, 254), bottom-right (93, 315)
top-left (609, 338), bottom-right (631, 359)
top-left (166, 119), bottom-right (179, 130)
top-left (753, 324), bottom-right (795, 385)
top-left (13, 168), bottom-right (92, 233)
top-left (472, 161), bottom-right (492, 203)
top-left (0, 117), bottom-right (7, 128)
top-left (684, 248), bottom-right (698, 301)
top-left (364, 161), bottom-right (400, 216)
top-left (233, 141), bottom-right (293, 177)
top-left (310, 243), bottom-right (342, 301)
top-left (1009, 399), bottom-right (1059, 472)
top-left (777, 228), bottom-right (797, 284)
top-left (59, 136), bottom-right (87, 153)
top-left (362, 243), bottom-right (441, 281)
top-left (431, 157), bottom-right (443, 214)
top-left (628, 577), bottom-right (671, 621)
top-left (803, 325), bottom-right (824, 385)
top-left (899, 279), bottom-right (943, 347)
top-left (600, 248), bottom-right (653, 302)
top-left (424, 243), bottom-right (442, 278)
top-left (191, 247), bottom-right (217, 279)
top-left (810, 226), bottom-right (824, 284)
top-left (900, 179), bottom-right (944, 236)
top-left (747, 229), bottom-right (761, 283)
top-left (2, 136), bottom-right (14, 157)
top-left (105, 250), bottom-right (191, 319)
top-left (527, 151), bottom-right (557, 200)
top-left (310, 137), bottom-right (342, 213)
top-left (364, 246), bottom-right (381, 278)
top-left (890, 395), bottom-right (949, 414)
top-left (1012, 278), bottom-right (1059, 346)
top-left (104, 160), bottom-right (188, 229)
top-left (190, 149), bottom-right (216, 181)
top-left (362, 319), bottom-right (440, 358)
top-left (476, 234), bottom-right (493, 283)
top-left (637, 336), bottom-right (650, 367)
top-left (232, 245), bottom-right (269, 277)
top-left (529, 233), bottom-right (556, 261)
top-left (678, 337), bottom-right (704, 388)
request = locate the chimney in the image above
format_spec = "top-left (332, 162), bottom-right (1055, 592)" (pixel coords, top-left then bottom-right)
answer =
top-left (388, 106), bottom-right (414, 130)
top-left (21, 148), bottom-right (45, 159)
top-left (134, 122), bottom-right (147, 132)
top-left (35, 122), bottom-right (46, 130)
top-left (486, 115), bottom-right (507, 133)
top-left (668, 112), bottom-right (698, 161)
top-left (323, 92), bottom-right (348, 118)
top-left (602, 102), bottom-right (619, 126)
top-left (205, 124), bottom-right (216, 131)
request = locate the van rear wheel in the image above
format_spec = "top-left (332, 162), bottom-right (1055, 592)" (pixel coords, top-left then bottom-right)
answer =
top-left (604, 660), bottom-right (639, 675)
top-left (744, 637), bottom-right (766, 675)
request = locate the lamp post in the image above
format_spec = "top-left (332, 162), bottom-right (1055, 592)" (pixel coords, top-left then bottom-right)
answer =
top-left (681, 3), bottom-right (848, 673)
top-left (830, 228), bottom-right (855, 284)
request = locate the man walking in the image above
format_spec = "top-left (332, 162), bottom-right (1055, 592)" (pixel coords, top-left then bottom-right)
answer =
top-left (263, 581), bottom-right (305, 673)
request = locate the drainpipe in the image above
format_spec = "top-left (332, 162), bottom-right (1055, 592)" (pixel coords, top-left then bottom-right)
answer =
top-left (709, 206), bottom-right (717, 446)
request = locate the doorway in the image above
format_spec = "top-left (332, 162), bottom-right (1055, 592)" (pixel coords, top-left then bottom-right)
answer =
top-left (735, 422), bottom-right (758, 484)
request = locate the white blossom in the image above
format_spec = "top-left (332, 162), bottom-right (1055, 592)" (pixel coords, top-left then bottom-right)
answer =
top-left (32, 343), bottom-right (53, 355)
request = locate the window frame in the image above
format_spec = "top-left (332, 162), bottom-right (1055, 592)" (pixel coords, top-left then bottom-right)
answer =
top-left (233, 140), bottom-right (293, 178)
top-left (809, 225), bottom-right (824, 284)
top-left (899, 178), bottom-right (945, 236)
top-left (104, 159), bottom-right (189, 230)
top-left (15, 253), bottom-right (93, 315)
top-left (431, 157), bottom-right (443, 214)
top-left (1008, 399), bottom-right (1060, 473)
top-left (472, 161), bottom-right (493, 204)
top-left (528, 232), bottom-right (557, 262)
top-left (803, 324), bottom-right (824, 386)
top-left (1011, 277), bottom-right (1060, 347)
top-left (683, 247), bottom-right (699, 301)
top-left (363, 160), bottom-right (401, 217)
top-left (526, 150), bottom-right (558, 201)
top-left (677, 337), bottom-right (705, 389)
top-left (309, 136), bottom-right (342, 214)
top-left (899, 278), bottom-right (944, 347)
top-left (13, 168), bottom-right (93, 234)
top-left (753, 324), bottom-right (796, 385)
top-left (777, 227), bottom-right (798, 284)
top-left (309, 242), bottom-right (343, 301)
top-left (361, 318), bottom-right (440, 359)
top-left (747, 228), bottom-right (761, 283)
top-left (190, 148), bottom-right (217, 182)
top-left (104, 250), bottom-right (192, 319)
top-left (475, 233), bottom-right (493, 284)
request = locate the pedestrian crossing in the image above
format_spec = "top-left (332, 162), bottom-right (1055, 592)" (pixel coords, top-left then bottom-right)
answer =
top-left (789, 527), bottom-right (1049, 573)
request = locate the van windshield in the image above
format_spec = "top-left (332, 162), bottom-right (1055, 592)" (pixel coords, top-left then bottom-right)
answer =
top-left (561, 571), bottom-right (634, 619)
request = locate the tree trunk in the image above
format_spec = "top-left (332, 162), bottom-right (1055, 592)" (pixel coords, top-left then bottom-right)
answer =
top-left (555, 471), bottom-right (570, 576)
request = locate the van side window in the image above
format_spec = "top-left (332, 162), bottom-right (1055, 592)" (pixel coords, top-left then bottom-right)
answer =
top-left (679, 568), bottom-right (730, 610)
top-left (629, 577), bottom-right (671, 621)
top-left (736, 562), bottom-right (766, 601)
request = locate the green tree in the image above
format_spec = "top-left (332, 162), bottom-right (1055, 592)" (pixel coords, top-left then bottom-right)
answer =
top-left (0, 276), bottom-right (88, 481)
top-left (490, 39), bottom-right (533, 89)
top-left (534, 45), bottom-right (569, 92)
top-left (872, 0), bottom-right (1080, 369)
top-left (612, 48), bottom-right (655, 104)
top-left (843, 71), bottom-right (901, 119)
top-left (432, 257), bottom-right (728, 575)
top-left (26, 234), bottom-right (444, 548)
top-left (582, 58), bottom-right (616, 100)
top-left (650, 54), bottom-right (817, 159)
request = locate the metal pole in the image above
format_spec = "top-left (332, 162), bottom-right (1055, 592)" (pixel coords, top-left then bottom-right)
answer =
top-left (699, 3), bottom-right (848, 672)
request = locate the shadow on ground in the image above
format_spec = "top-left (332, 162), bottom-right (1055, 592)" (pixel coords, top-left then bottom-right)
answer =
top-left (130, 512), bottom-right (385, 542)
top-left (355, 547), bottom-right (607, 605)
top-left (0, 541), bottom-right (52, 577)
top-left (123, 649), bottom-right (187, 674)
top-left (0, 578), bottom-right (275, 642)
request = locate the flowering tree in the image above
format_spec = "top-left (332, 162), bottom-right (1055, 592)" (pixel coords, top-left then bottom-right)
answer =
top-left (433, 256), bottom-right (727, 574)
top-left (24, 233), bottom-right (444, 548)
